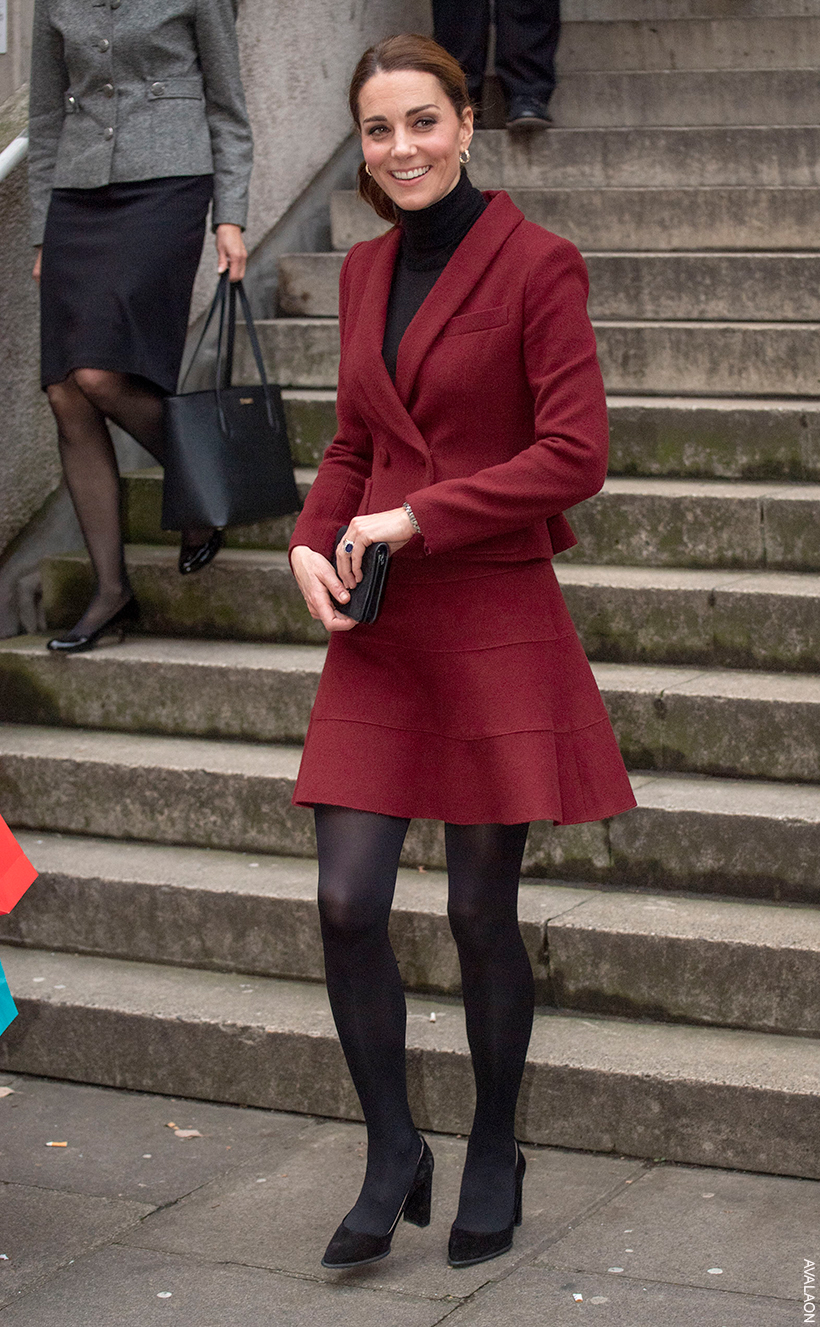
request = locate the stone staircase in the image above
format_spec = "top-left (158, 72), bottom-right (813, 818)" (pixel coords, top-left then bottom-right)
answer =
top-left (2, 0), bottom-right (820, 1179)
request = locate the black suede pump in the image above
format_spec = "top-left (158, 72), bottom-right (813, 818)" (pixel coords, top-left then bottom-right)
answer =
top-left (321, 1136), bottom-right (434, 1269)
top-left (448, 1144), bottom-right (526, 1268)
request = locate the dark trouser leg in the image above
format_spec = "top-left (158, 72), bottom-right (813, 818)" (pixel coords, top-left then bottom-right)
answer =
top-left (495, 0), bottom-right (561, 106)
top-left (314, 804), bottom-right (420, 1236)
top-left (446, 820), bottom-right (533, 1231)
top-left (432, 0), bottom-right (492, 104)
top-left (46, 374), bottom-right (132, 640)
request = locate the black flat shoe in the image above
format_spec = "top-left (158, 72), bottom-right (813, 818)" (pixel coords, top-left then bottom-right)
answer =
top-left (321, 1136), bottom-right (434, 1270)
top-left (506, 97), bottom-right (552, 130)
top-left (178, 528), bottom-right (223, 575)
top-left (448, 1144), bottom-right (526, 1269)
top-left (46, 595), bottom-right (139, 654)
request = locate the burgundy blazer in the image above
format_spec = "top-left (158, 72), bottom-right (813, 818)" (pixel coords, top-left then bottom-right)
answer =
top-left (289, 190), bottom-right (609, 566)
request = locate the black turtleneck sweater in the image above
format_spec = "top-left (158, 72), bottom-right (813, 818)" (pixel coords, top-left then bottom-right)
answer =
top-left (382, 170), bottom-right (488, 381)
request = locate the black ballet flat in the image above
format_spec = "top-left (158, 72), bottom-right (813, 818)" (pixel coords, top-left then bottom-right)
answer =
top-left (178, 528), bottom-right (223, 575)
top-left (448, 1144), bottom-right (526, 1269)
top-left (46, 595), bottom-right (139, 654)
top-left (321, 1136), bottom-right (434, 1270)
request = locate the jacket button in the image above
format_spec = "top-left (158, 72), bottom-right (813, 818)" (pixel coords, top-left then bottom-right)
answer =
top-left (110, 0), bottom-right (120, 7)
top-left (67, 94), bottom-right (76, 107)
top-left (104, 127), bottom-right (114, 140)
top-left (382, 451), bottom-right (392, 468)
top-left (98, 37), bottom-right (110, 51)
top-left (151, 82), bottom-right (165, 96)
top-left (102, 83), bottom-right (114, 97)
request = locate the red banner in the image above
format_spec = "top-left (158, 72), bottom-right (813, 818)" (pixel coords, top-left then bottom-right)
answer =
top-left (0, 818), bottom-right (37, 915)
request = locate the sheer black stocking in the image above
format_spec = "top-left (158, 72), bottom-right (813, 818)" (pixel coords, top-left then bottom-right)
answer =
top-left (446, 820), bottom-right (533, 1233)
top-left (46, 374), bottom-right (132, 640)
top-left (314, 804), bottom-right (419, 1236)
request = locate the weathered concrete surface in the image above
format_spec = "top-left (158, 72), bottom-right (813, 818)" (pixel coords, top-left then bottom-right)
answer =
top-left (548, 69), bottom-right (820, 127)
top-left (247, 318), bottom-right (820, 397)
top-left (607, 397), bottom-right (820, 481)
top-left (41, 546), bottom-right (324, 643)
top-left (556, 564), bottom-right (820, 671)
top-left (0, 1077), bottom-right (809, 1324)
top-left (333, 184), bottom-right (820, 252)
top-left (2, 946), bottom-right (819, 1179)
top-left (557, 14), bottom-right (820, 72)
top-left (121, 467), bottom-right (316, 550)
top-left (283, 250), bottom-right (820, 320)
top-left (0, 831), bottom-right (593, 1001)
top-left (548, 889), bottom-right (820, 1034)
top-left (617, 773), bottom-right (820, 902)
top-left (468, 126), bottom-right (820, 190)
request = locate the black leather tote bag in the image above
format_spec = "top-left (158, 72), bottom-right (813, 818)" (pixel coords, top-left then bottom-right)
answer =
top-left (161, 273), bottom-right (301, 531)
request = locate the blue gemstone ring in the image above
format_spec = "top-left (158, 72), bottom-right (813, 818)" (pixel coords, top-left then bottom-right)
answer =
top-left (344, 540), bottom-right (354, 554)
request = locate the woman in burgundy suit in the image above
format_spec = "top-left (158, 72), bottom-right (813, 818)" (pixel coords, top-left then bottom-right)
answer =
top-left (289, 34), bottom-right (635, 1272)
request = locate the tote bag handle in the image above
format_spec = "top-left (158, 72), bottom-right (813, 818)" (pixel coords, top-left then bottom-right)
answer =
top-left (179, 273), bottom-right (277, 435)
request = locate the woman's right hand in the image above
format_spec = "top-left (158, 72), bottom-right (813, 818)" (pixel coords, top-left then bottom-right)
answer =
top-left (290, 545), bottom-right (358, 632)
top-left (32, 248), bottom-right (42, 281)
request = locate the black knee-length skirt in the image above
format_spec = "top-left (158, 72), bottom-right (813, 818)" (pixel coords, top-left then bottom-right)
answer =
top-left (40, 175), bottom-right (213, 396)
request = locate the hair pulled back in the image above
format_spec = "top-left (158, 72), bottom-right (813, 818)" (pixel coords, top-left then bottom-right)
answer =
top-left (348, 34), bottom-right (471, 224)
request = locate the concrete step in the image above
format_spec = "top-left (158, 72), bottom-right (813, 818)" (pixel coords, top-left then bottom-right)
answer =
top-left (248, 391), bottom-right (820, 483)
top-left (3, 725), bottom-right (820, 901)
top-left (3, 638), bottom-right (820, 783)
top-left (606, 397), bottom-right (820, 482)
top-left (563, 477), bottom-right (820, 570)
top-left (1, 943), bottom-right (817, 1178)
top-left (467, 127), bottom-right (820, 190)
top-left (557, 563), bottom-right (820, 672)
top-left (557, 15), bottom-right (820, 72)
top-left (121, 467), bottom-right (317, 549)
top-left (331, 186), bottom-right (820, 251)
top-left (40, 546), bottom-right (820, 671)
top-left (239, 317), bottom-right (820, 398)
top-left (3, 832), bottom-right (820, 1038)
top-left (562, 1), bottom-right (820, 20)
top-left (279, 250), bottom-right (820, 322)
top-left (121, 464), bottom-right (820, 571)
top-left (546, 69), bottom-right (820, 128)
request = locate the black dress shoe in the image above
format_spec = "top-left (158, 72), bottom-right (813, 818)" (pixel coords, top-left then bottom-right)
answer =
top-left (178, 528), bottom-right (223, 575)
top-left (448, 1144), bottom-right (526, 1269)
top-left (506, 97), bottom-right (552, 130)
top-left (46, 595), bottom-right (139, 654)
top-left (321, 1136), bottom-right (434, 1270)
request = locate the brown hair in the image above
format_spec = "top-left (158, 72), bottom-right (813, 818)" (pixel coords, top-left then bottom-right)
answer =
top-left (348, 34), bottom-right (471, 224)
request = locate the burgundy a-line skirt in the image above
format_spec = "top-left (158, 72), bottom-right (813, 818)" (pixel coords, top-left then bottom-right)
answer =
top-left (293, 554), bottom-right (636, 826)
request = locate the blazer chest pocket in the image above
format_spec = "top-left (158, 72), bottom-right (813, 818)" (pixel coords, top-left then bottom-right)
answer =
top-left (147, 76), bottom-right (204, 101)
top-left (443, 305), bottom-right (509, 337)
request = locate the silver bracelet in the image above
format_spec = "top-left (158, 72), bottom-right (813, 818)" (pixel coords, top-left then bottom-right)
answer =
top-left (403, 501), bottom-right (422, 536)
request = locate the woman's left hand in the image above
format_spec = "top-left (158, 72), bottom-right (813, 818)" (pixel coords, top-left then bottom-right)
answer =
top-left (216, 223), bottom-right (247, 282)
top-left (336, 507), bottom-right (415, 589)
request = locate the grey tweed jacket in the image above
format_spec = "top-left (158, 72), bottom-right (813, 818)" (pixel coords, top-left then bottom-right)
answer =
top-left (29, 0), bottom-right (253, 245)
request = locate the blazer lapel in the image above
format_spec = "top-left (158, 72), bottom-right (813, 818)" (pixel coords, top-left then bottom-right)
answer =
top-left (394, 191), bottom-right (525, 405)
top-left (351, 228), bottom-right (432, 461)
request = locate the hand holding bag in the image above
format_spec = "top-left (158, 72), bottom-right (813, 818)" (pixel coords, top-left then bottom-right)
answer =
top-left (161, 272), bottom-right (301, 531)
top-left (330, 526), bottom-right (391, 624)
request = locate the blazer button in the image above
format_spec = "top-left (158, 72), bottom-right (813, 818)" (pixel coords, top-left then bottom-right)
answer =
top-left (67, 94), bottom-right (76, 108)
top-left (104, 127), bottom-right (114, 140)
top-left (382, 451), bottom-right (392, 468)
top-left (110, 0), bottom-right (121, 7)
top-left (151, 82), bottom-right (165, 96)
top-left (102, 83), bottom-right (114, 97)
top-left (98, 37), bottom-right (110, 51)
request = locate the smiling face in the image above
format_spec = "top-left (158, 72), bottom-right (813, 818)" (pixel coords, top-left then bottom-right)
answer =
top-left (358, 69), bottom-right (474, 212)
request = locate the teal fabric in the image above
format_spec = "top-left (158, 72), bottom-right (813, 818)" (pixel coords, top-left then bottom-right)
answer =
top-left (0, 958), bottom-right (17, 1037)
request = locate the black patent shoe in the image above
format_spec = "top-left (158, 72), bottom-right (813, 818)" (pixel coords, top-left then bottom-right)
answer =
top-left (448, 1144), bottom-right (526, 1269)
top-left (178, 528), bottom-right (223, 575)
top-left (321, 1136), bottom-right (434, 1270)
top-left (46, 595), bottom-right (139, 654)
top-left (506, 97), bottom-right (552, 130)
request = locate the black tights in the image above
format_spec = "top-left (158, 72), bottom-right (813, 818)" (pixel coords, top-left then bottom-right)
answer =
top-left (315, 805), bottom-right (533, 1235)
top-left (46, 368), bottom-right (209, 639)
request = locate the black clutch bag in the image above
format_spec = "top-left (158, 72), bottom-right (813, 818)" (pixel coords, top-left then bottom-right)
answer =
top-left (161, 272), bottom-right (301, 531)
top-left (330, 525), bottom-right (391, 624)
